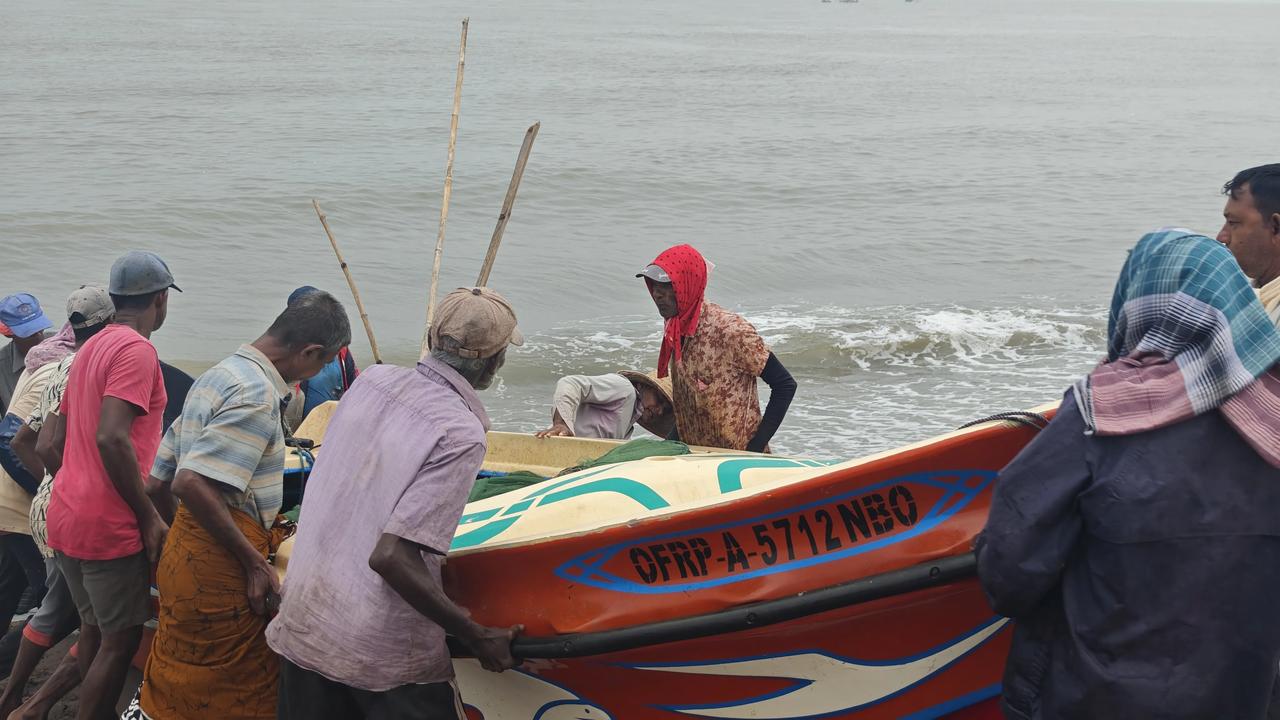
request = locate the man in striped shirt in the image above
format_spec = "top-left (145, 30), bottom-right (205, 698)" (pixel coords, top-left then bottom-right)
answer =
top-left (136, 291), bottom-right (352, 720)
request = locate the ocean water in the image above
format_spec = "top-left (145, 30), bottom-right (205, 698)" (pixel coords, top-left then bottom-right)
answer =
top-left (3, 0), bottom-right (1278, 458)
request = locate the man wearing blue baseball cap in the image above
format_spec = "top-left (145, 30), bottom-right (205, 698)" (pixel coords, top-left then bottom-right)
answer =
top-left (47, 250), bottom-right (180, 720)
top-left (0, 294), bottom-right (53, 413)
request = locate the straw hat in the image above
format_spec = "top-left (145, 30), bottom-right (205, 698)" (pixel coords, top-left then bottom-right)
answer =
top-left (618, 370), bottom-right (676, 437)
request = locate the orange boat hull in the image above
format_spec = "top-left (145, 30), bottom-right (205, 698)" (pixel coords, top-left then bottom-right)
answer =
top-left (442, 413), bottom-right (1050, 719)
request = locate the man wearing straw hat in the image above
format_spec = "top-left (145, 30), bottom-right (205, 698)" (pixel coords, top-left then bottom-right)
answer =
top-left (536, 370), bottom-right (675, 440)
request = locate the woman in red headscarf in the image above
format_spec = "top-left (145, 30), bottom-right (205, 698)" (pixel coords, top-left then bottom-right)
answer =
top-left (637, 244), bottom-right (796, 452)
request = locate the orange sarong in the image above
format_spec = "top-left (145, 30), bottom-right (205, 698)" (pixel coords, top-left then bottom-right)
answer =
top-left (140, 505), bottom-right (291, 720)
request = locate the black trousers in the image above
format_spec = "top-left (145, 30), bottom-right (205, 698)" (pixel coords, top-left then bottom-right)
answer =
top-left (278, 659), bottom-right (464, 720)
top-left (0, 534), bottom-right (45, 628)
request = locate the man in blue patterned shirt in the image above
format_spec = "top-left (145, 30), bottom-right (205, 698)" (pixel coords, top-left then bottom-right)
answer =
top-left (137, 290), bottom-right (351, 720)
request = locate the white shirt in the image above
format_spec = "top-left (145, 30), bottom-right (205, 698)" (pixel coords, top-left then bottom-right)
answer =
top-left (553, 373), bottom-right (640, 439)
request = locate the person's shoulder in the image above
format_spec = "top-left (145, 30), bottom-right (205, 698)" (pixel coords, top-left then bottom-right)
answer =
top-left (357, 363), bottom-right (419, 389)
top-left (94, 325), bottom-right (157, 361)
top-left (28, 359), bottom-right (59, 381)
top-left (600, 373), bottom-right (636, 391)
top-left (702, 302), bottom-right (761, 336)
top-left (1054, 388), bottom-right (1085, 424)
top-left (25, 361), bottom-right (59, 393)
top-left (439, 413), bottom-right (488, 455)
top-left (557, 373), bottom-right (600, 386)
top-left (341, 363), bottom-right (431, 408)
top-left (702, 302), bottom-right (743, 323)
top-left (199, 354), bottom-right (275, 406)
top-left (13, 362), bottom-right (57, 404)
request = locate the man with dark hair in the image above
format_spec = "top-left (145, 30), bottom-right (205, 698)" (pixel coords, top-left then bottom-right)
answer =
top-left (134, 290), bottom-right (351, 720)
top-left (47, 250), bottom-right (179, 720)
top-left (268, 287), bottom-right (524, 720)
top-left (286, 286), bottom-right (359, 423)
top-left (1219, 164), bottom-right (1280, 322)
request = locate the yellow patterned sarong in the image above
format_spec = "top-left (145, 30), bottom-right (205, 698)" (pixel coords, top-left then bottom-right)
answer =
top-left (140, 505), bottom-right (291, 720)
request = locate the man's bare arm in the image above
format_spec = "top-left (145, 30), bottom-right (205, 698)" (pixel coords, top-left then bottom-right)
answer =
top-left (368, 533), bottom-right (520, 672)
top-left (11, 423), bottom-right (44, 480)
top-left (171, 469), bottom-right (277, 614)
top-left (97, 397), bottom-right (168, 560)
top-left (36, 412), bottom-right (66, 476)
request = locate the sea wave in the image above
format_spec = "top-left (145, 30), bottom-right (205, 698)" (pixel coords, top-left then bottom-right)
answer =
top-left (500, 302), bottom-right (1106, 380)
top-left (487, 301), bottom-right (1107, 459)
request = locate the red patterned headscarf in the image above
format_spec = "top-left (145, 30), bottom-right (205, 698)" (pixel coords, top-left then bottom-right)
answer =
top-left (651, 244), bottom-right (708, 378)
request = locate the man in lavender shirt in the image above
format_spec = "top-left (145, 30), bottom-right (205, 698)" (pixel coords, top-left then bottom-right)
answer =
top-left (267, 287), bottom-right (525, 720)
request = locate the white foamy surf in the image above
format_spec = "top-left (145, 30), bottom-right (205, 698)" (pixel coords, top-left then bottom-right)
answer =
top-left (486, 300), bottom-right (1107, 459)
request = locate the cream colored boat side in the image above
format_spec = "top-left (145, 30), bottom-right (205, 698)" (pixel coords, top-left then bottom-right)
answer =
top-left (286, 400), bottom-right (754, 476)
top-left (449, 401), bottom-right (1059, 555)
top-left (282, 399), bottom-right (1058, 558)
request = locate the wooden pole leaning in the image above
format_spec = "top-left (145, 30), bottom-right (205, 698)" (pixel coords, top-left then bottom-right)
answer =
top-left (476, 121), bottom-right (540, 287)
top-left (422, 17), bottom-right (470, 357)
top-left (312, 199), bottom-right (383, 364)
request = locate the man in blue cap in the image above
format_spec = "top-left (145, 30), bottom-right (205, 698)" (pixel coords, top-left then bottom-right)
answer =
top-left (0, 294), bottom-right (53, 413)
top-left (47, 250), bottom-right (180, 720)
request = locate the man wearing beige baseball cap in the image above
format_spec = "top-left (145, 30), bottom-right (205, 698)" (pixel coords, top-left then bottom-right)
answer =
top-left (269, 287), bottom-right (525, 719)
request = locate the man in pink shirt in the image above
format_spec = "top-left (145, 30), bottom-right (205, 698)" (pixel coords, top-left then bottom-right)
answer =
top-left (47, 251), bottom-right (179, 720)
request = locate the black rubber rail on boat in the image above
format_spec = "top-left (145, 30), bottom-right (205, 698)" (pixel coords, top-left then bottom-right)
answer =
top-left (475, 551), bottom-right (979, 659)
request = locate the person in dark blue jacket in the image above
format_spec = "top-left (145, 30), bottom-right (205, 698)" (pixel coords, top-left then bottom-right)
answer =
top-left (977, 229), bottom-right (1280, 720)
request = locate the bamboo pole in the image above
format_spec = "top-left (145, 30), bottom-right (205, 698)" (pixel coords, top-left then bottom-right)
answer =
top-left (476, 121), bottom-right (540, 287)
top-left (422, 17), bottom-right (470, 357)
top-left (313, 199), bottom-right (383, 364)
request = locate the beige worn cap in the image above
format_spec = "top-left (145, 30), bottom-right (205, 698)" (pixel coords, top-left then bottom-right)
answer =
top-left (430, 287), bottom-right (524, 359)
top-left (66, 284), bottom-right (115, 329)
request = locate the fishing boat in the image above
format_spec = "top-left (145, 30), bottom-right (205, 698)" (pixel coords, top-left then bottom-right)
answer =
top-left (273, 402), bottom-right (1054, 720)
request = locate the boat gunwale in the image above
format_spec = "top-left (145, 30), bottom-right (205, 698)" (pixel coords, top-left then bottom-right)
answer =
top-left (448, 402), bottom-right (1059, 558)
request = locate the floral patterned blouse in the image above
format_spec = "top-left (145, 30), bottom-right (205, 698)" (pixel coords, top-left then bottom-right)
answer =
top-left (670, 303), bottom-right (770, 450)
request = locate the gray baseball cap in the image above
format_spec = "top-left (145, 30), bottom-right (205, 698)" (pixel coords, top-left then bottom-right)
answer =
top-left (635, 264), bottom-right (671, 283)
top-left (66, 284), bottom-right (115, 329)
top-left (109, 251), bottom-right (182, 296)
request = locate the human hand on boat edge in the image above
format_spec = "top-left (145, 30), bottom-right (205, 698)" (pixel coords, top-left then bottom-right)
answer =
top-left (461, 623), bottom-right (525, 672)
top-left (535, 423), bottom-right (573, 438)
